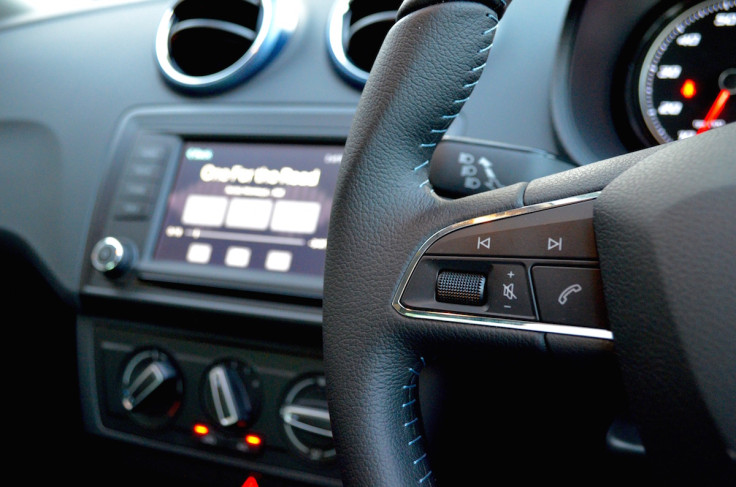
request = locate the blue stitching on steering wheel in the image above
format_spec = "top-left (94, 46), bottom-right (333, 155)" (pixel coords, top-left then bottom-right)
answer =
top-left (402, 356), bottom-right (436, 484)
top-left (401, 11), bottom-right (501, 483)
top-left (416, 12), bottom-right (498, 189)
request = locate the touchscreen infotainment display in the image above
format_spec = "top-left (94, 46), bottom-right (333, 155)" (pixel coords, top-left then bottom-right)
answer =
top-left (153, 141), bottom-right (343, 279)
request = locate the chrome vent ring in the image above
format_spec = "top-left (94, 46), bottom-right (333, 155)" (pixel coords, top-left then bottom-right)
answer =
top-left (155, 0), bottom-right (295, 92)
top-left (328, 0), bottom-right (400, 87)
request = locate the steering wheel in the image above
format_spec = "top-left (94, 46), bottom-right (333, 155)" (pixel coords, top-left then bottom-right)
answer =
top-left (322, 1), bottom-right (736, 485)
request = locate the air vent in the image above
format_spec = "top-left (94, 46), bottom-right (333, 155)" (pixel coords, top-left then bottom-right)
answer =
top-left (328, 0), bottom-right (400, 87)
top-left (156, 0), bottom-right (296, 92)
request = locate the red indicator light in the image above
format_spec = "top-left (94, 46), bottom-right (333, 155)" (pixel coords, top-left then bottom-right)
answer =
top-left (241, 477), bottom-right (259, 487)
top-left (244, 434), bottom-right (262, 447)
top-left (193, 424), bottom-right (210, 436)
top-left (681, 79), bottom-right (697, 99)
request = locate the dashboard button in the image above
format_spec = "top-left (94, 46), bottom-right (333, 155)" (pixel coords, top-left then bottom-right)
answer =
top-left (426, 200), bottom-right (597, 259)
top-left (115, 201), bottom-right (151, 220)
top-left (128, 160), bottom-right (164, 180)
top-left (487, 263), bottom-right (535, 320)
top-left (531, 266), bottom-right (607, 328)
top-left (121, 181), bottom-right (156, 200)
top-left (91, 236), bottom-right (136, 276)
top-left (131, 136), bottom-right (170, 162)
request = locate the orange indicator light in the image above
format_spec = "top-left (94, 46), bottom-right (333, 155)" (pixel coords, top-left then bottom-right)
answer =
top-left (681, 79), bottom-right (697, 99)
top-left (244, 434), bottom-right (262, 446)
top-left (193, 424), bottom-right (210, 436)
top-left (697, 89), bottom-right (731, 134)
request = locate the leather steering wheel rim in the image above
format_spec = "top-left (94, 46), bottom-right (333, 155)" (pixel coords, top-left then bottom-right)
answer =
top-left (323, 1), bottom-right (736, 485)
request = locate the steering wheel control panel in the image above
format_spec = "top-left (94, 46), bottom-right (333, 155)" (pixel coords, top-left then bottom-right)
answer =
top-left (394, 195), bottom-right (611, 340)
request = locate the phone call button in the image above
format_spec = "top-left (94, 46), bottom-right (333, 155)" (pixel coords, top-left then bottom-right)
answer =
top-left (531, 266), bottom-right (608, 329)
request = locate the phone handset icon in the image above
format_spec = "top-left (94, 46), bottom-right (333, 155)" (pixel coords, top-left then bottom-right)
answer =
top-left (558, 284), bottom-right (582, 305)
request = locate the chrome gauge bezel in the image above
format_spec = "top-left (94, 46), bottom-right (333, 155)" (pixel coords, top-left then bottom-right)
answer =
top-left (635, 0), bottom-right (736, 145)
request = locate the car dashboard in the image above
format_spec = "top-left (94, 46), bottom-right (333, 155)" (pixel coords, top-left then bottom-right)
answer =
top-left (0, 0), bottom-right (732, 485)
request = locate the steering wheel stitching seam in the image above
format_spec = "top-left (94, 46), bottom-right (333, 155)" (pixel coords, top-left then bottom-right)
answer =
top-left (401, 356), bottom-right (434, 484)
top-left (400, 8), bottom-right (502, 483)
top-left (415, 12), bottom-right (498, 189)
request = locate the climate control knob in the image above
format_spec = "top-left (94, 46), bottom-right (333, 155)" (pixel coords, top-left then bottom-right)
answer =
top-left (280, 375), bottom-right (335, 461)
top-left (120, 349), bottom-right (183, 428)
top-left (202, 360), bottom-right (262, 431)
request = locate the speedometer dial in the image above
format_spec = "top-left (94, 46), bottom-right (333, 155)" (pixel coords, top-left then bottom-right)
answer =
top-left (635, 0), bottom-right (735, 144)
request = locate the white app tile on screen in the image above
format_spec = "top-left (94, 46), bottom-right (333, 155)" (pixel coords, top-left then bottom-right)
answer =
top-left (225, 247), bottom-right (252, 268)
top-left (186, 243), bottom-right (212, 264)
top-left (225, 198), bottom-right (273, 230)
top-left (265, 250), bottom-right (292, 272)
top-left (181, 195), bottom-right (229, 227)
top-left (270, 200), bottom-right (321, 234)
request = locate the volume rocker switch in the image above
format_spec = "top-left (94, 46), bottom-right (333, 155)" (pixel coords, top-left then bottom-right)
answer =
top-left (487, 264), bottom-right (535, 320)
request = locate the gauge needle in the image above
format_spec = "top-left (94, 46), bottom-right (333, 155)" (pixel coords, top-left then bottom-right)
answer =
top-left (697, 89), bottom-right (731, 134)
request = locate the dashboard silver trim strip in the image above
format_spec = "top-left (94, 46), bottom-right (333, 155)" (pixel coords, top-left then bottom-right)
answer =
top-left (392, 192), bottom-right (613, 341)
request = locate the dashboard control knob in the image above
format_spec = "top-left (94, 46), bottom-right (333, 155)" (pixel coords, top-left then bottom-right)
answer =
top-left (120, 349), bottom-right (183, 428)
top-left (90, 236), bottom-right (136, 277)
top-left (203, 361), bottom-right (262, 431)
top-left (280, 375), bottom-right (335, 462)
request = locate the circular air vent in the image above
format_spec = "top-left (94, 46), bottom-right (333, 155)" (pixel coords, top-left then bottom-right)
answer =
top-left (156, 0), bottom-right (296, 92)
top-left (328, 0), bottom-right (400, 87)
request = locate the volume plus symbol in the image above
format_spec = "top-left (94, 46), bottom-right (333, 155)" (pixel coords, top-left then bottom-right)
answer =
top-left (486, 263), bottom-right (535, 319)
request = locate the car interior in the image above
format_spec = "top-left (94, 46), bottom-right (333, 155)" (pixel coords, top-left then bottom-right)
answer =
top-left (1, 0), bottom-right (734, 486)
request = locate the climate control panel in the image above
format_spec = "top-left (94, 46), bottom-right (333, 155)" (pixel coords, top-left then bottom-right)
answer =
top-left (77, 318), bottom-right (340, 486)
